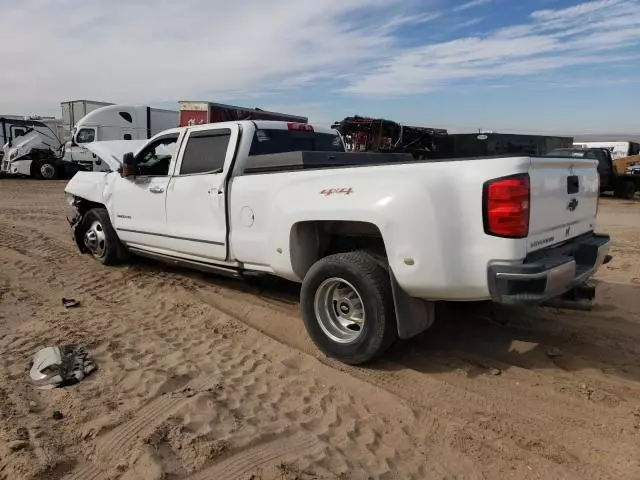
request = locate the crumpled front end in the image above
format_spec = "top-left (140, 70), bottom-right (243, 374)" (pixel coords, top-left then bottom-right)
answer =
top-left (64, 171), bottom-right (114, 253)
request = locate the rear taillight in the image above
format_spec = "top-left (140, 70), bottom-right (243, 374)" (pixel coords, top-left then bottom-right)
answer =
top-left (288, 122), bottom-right (314, 132)
top-left (483, 174), bottom-right (530, 238)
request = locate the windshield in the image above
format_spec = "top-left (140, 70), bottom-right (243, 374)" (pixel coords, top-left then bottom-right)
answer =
top-left (249, 129), bottom-right (343, 156)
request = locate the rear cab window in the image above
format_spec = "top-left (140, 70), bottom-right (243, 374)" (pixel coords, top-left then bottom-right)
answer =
top-left (180, 130), bottom-right (231, 175)
top-left (249, 128), bottom-right (344, 156)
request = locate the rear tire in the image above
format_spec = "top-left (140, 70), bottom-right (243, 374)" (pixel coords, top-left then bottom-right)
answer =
top-left (80, 208), bottom-right (126, 265)
top-left (300, 251), bottom-right (397, 365)
top-left (615, 180), bottom-right (636, 200)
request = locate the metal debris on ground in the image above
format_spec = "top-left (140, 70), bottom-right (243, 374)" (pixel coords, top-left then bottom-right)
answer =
top-left (29, 345), bottom-right (97, 389)
top-left (546, 347), bottom-right (564, 358)
top-left (61, 298), bottom-right (80, 308)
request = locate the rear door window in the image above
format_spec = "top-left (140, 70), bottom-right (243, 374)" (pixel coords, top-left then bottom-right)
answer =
top-left (249, 129), bottom-right (343, 156)
top-left (179, 129), bottom-right (231, 175)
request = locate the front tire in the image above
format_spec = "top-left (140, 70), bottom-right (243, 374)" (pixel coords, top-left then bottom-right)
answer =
top-left (80, 208), bottom-right (125, 265)
top-left (33, 159), bottom-right (59, 180)
top-left (615, 180), bottom-right (636, 200)
top-left (300, 251), bottom-right (397, 365)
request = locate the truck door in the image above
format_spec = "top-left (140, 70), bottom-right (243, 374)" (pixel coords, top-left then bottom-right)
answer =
top-left (112, 132), bottom-right (180, 250)
top-left (164, 125), bottom-right (238, 261)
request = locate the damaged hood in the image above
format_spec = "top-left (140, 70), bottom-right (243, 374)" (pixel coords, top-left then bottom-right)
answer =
top-left (3, 131), bottom-right (44, 160)
top-left (82, 140), bottom-right (148, 171)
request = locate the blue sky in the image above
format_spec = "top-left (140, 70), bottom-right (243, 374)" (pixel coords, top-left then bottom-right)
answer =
top-left (1, 0), bottom-right (638, 134)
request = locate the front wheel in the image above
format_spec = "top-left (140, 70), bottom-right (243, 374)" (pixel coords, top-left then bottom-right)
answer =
top-left (300, 251), bottom-right (397, 365)
top-left (615, 180), bottom-right (636, 200)
top-left (33, 159), bottom-right (59, 180)
top-left (80, 208), bottom-right (126, 265)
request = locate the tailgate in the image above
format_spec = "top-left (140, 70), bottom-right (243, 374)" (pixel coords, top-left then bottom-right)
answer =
top-left (527, 157), bottom-right (599, 253)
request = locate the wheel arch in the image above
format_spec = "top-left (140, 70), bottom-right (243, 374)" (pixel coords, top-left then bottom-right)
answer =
top-left (72, 199), bottom-right (108, 253)
top-left (289, 220), bottom-right (387, 281)
top-left (290, 221), bottom-right (435, 341)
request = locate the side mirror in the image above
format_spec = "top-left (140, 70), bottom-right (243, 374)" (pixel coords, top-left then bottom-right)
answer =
top-left (121, 152), bottom-right (137, 178)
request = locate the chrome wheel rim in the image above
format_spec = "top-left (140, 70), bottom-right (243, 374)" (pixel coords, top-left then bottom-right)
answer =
top-left (314, 278), bottom-right (365, 344)
top-left (40, 164), bottom-right (55, 179)
top-left (84, 220), bottom-right (106, 257)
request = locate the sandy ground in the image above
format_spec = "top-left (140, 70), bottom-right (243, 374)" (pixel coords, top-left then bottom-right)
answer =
top-left (0, 179), bottom-right (639, 480)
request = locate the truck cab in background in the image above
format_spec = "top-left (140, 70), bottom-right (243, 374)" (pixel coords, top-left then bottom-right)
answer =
top-left (2, 103), bottom-right (178, 179)
top-left (1, 116), bottom-right (65, 178)
top-left (546, 147), bottom-right (640, 199)
top-left (1, 115), bottom-right (32, 151)
top-left (64, 105), bottom-right (178, 172)
top-left (573, 141), bottom-right (640, 161)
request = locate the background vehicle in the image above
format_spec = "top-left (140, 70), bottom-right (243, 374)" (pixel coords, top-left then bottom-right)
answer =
top-left (65, 120), bottom-right (610, 365)
top-left (1, 115), bottom-right (36, 151)
top-left (1, 117), bottom-right (64, 178)
top-left (546, 147), bottom-right (640, 199)
top-left (179, 101), bottom-right (307, 127)
top-left (2, 100), bottom-right (112, 178)
top-left (2, 104), bottom-right (178, 178)
top-left (61, 100), bottom-right (114, 140)
top-left (573, 141), bottom-right (640, 160)
top-left (65, 105), bottom-right (179, 172)
top-left (332, 115), bottom-right (572, 159)
top-left (3, 101), bottom-right (304, 179)
top-left (436, 133), bottom-right (573, 158)
top-left (332, 116), bottom-right (448, 159)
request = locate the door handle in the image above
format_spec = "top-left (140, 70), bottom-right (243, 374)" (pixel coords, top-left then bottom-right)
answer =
top-left (208, 187), bottom-right (224, 195)
top-left (149, 186), bottom-right (165, 194)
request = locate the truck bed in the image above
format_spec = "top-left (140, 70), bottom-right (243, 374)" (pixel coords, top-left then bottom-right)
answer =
top-left (241, 151), bottom-right (521, 175)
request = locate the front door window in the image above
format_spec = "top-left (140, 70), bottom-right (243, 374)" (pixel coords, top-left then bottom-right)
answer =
top-left (135, 135), bottom-right (179, 176)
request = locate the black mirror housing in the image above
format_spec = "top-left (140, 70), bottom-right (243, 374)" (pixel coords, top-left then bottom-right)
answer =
top-left (121, 152), bottom-right (137, 177)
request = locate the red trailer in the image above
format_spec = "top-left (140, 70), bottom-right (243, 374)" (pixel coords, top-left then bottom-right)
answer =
top-left (179, 101), bottom-right (307, 127)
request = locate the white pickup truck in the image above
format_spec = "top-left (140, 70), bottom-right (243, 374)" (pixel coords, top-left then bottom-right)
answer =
top-left (65, 120), bottom-right (612, 364)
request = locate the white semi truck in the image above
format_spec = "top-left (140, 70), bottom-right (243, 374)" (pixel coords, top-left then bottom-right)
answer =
top-left (1, 117), bottom-right (65, 178)
top-left (0, 115), bottom-right (64, 162)
top-left (1, 103), bottom-right (178, 179)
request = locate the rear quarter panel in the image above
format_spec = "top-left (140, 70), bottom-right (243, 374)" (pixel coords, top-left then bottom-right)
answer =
top-left (229, 156), bottom-right (534, 301)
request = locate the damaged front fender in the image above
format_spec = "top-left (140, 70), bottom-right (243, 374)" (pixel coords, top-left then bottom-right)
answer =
top-left (67, 207), bottom-right (88, 254)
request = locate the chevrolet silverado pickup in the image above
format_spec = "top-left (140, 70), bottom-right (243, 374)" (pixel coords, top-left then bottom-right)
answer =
top-left (64, 121), bottom-right (611, 364)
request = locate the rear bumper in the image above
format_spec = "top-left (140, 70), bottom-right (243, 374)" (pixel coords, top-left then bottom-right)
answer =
top-left (488, 233), bottom-right (611, 305)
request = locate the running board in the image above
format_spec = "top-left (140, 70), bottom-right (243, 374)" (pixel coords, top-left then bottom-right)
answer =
top-left (128, 247), bottom-right (243, 279)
